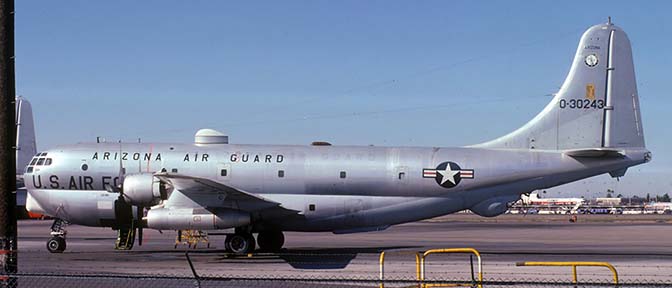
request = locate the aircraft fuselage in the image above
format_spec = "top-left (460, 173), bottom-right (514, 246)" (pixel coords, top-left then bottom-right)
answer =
top-left (24, 142), bottom-right (648, 232)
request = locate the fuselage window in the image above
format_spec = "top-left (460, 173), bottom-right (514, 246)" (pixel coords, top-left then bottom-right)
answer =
top-left (81, 163), bottom-right (88, 171)
top-left (340, 171), bottom-right (347, 179)
top-left (309, 204), bottom-right (316, 211)
top-left (278, 170), bottom-right (284, 178)
top-left (220, 169), bottom-right (228, 176)
top-left (171, 168), bottom-right (178, 173)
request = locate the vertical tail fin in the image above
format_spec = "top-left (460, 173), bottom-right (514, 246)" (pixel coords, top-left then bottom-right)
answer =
top-left (16, 96), bottom-right (36, 173)
top-left (476, 21), bottom-right (644, 150)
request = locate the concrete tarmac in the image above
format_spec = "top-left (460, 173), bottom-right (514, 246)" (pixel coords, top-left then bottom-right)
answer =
top-left (15, 214), bottom-right (672, 285)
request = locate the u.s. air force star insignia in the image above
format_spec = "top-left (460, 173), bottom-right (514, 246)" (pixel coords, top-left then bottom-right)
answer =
top-left (422, 161), bottom-right (474, 188)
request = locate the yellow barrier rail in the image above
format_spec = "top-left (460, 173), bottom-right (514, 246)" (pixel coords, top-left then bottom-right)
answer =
top-left (379, 248), bottom-right (483, 288)
top-left (420, 248), bottom-right (482, 288)
top-left (515, 261), bottom-right (619, 285)
top-left (378, 250), bottom-right (421, 288)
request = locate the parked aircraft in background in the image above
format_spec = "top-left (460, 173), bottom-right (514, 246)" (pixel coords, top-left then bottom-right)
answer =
top-left (515, 192), bottom-right (586, 214)
top-left (25, 21), bottom-right (651, 253)
top-left (645, 202), bottom-right (672, 214)
top-left (521, 192), bottom-right (585, 206)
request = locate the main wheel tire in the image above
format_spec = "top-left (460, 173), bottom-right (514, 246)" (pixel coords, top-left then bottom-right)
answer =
top-left (257, 231), bottom-right (284, 252)
top-left (224, 235), bottom-right (232, 252)
top-left (47, 237), bottom-right (66, 253)
top-left (246, 234), bottom-right (256, 252)
top-left (225, 234), bottom-right (255, 254)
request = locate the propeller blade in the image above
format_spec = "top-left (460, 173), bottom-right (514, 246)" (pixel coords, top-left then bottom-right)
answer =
top-left (137, 205), bottom-right (143, 246)
top-left (117, 141), bottom-right (125, 192)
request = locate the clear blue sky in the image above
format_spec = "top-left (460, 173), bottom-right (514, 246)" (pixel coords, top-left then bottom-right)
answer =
top-left (15, 1), bottom-right (672, 197)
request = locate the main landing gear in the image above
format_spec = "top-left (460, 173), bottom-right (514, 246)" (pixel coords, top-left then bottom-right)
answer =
top-left (47, 218), bottom-right (68, 253)
top-left (257, 230), bottom-right (284, 252)
top-left (224, 229), bottom-right (285, 254)
top-left (224, 233), bottom-right (255, 254)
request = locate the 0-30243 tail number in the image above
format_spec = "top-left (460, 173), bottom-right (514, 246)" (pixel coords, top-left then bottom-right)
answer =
top-left (559, 99), bottom-right (605, 109)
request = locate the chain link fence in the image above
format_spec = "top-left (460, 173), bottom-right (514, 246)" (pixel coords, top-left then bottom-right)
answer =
top-left (7, 249), bottom-right (671, 287)
top-left (3, 273), bottom-right (672, 288)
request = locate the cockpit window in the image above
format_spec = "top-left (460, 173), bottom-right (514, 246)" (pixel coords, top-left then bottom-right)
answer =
top-left (25, 153), bottom-right (53, 173)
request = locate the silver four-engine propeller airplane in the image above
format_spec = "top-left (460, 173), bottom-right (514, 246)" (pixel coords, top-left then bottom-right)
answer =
top-left (25, 21), bottom-right (651, 253)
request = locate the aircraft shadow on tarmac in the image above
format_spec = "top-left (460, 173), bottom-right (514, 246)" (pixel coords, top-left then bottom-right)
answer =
top-left (125, 246), bottom-right (420, 269)
top-left (216, 246), bottom-right (419, 269)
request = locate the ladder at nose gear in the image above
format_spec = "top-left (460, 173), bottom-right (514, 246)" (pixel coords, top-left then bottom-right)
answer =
top-left (115, 222), bottom-right (136, 250)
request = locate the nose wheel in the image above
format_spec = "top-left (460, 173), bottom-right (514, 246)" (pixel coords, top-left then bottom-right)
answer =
top-left (46, 236), bottom-right (66, 253)
top-left (47, 218), bottom-right (69, 253)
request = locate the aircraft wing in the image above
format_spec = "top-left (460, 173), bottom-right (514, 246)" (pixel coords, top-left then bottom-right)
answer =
top-left (155, 173), bottom-right (299, 215)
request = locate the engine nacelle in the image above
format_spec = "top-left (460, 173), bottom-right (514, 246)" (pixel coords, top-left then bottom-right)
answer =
top-left (469, 195), bottom-right (520, 217)
top-left (146, 208), bottom-right (250, 230)
top-left (122, 173), bottom-right (165, 206)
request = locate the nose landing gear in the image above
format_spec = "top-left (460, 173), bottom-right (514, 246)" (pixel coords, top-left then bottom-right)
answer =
top-left (46, 218), bottom-right (68, 253)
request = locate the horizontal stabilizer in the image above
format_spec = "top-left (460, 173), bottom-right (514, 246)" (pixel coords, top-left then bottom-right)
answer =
top-left (564, 148), bottom-right (624, 158)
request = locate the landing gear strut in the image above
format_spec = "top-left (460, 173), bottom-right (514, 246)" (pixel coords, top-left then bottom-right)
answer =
top-left (47, 218), bottom-right (68, 253)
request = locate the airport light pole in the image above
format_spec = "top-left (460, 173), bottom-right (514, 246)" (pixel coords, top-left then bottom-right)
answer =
top-left (0, 0), bottom-right (17, 282)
